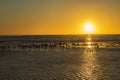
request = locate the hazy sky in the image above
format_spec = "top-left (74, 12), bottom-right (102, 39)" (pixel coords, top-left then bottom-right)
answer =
top-left (0, 0), bottom-right (120, 35)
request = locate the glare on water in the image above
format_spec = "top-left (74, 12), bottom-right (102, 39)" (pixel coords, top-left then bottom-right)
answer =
top-left (80, 35), bottom-right (100, 80)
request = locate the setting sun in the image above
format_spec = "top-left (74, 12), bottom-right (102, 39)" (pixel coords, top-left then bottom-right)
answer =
top-left (83, 23), bottom-right (95, 34)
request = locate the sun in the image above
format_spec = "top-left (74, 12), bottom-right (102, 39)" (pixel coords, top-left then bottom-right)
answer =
top-left (83, 23), bottom-right (95, 34)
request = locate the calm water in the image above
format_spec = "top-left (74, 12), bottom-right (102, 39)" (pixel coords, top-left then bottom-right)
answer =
top-left (0, 35), bottom-right (120, 80)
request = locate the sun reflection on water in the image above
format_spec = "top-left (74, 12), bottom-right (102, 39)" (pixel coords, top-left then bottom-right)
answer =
top-left (80, 35), bottom-right (100, 80)
top-left (87, 42), bottom-right (92, 48)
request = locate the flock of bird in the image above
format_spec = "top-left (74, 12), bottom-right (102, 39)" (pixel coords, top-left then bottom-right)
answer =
top-left (0, 39), bottom-right (119, 51)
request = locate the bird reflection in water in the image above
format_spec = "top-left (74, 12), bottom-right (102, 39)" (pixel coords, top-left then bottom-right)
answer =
top-left (79, 35), bottom-right (100, 80)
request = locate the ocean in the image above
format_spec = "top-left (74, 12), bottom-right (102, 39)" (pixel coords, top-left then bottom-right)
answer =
top-left (0, 35), bottom-right (120, 80)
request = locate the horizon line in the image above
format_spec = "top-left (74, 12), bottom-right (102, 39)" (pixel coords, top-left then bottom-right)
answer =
top-left (0, 34), bottom-right (120, 36)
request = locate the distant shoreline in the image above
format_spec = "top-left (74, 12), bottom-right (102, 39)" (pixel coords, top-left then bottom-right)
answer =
top-left (0, 34), bottom-right (120, 37)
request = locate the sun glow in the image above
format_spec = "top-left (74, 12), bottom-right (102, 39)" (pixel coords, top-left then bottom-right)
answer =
top-left (83, 23), bottom-right (95, 34)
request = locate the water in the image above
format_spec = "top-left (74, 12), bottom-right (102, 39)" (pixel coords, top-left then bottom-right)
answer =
top-left (0, 35), bottom-right (120, 80)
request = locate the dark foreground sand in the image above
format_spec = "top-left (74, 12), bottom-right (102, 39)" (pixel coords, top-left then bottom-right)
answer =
top-left (0, 48), bottom-right (120, 80)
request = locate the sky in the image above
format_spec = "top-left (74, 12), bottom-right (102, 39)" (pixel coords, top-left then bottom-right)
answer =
top-left (0, 0), bottom-right (120, 35)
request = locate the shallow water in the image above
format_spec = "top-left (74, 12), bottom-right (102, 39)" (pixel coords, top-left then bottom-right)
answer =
top-left (0, 47), bottom-right (120, 80)
top-left (0, 35), bottom-right (120, 80)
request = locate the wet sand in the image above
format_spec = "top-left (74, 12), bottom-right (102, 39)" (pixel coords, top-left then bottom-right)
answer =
top-left (0, 48), bottom-right (120, 80)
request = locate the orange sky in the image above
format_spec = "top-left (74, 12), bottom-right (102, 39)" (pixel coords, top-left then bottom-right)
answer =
top-left (0, 0), bottom-right (120, 35)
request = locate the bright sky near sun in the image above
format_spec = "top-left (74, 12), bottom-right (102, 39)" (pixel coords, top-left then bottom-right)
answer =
top-left (83, 23), bottom-right (95, 34)
top-left (0, 0), bottom-right (120, 35)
